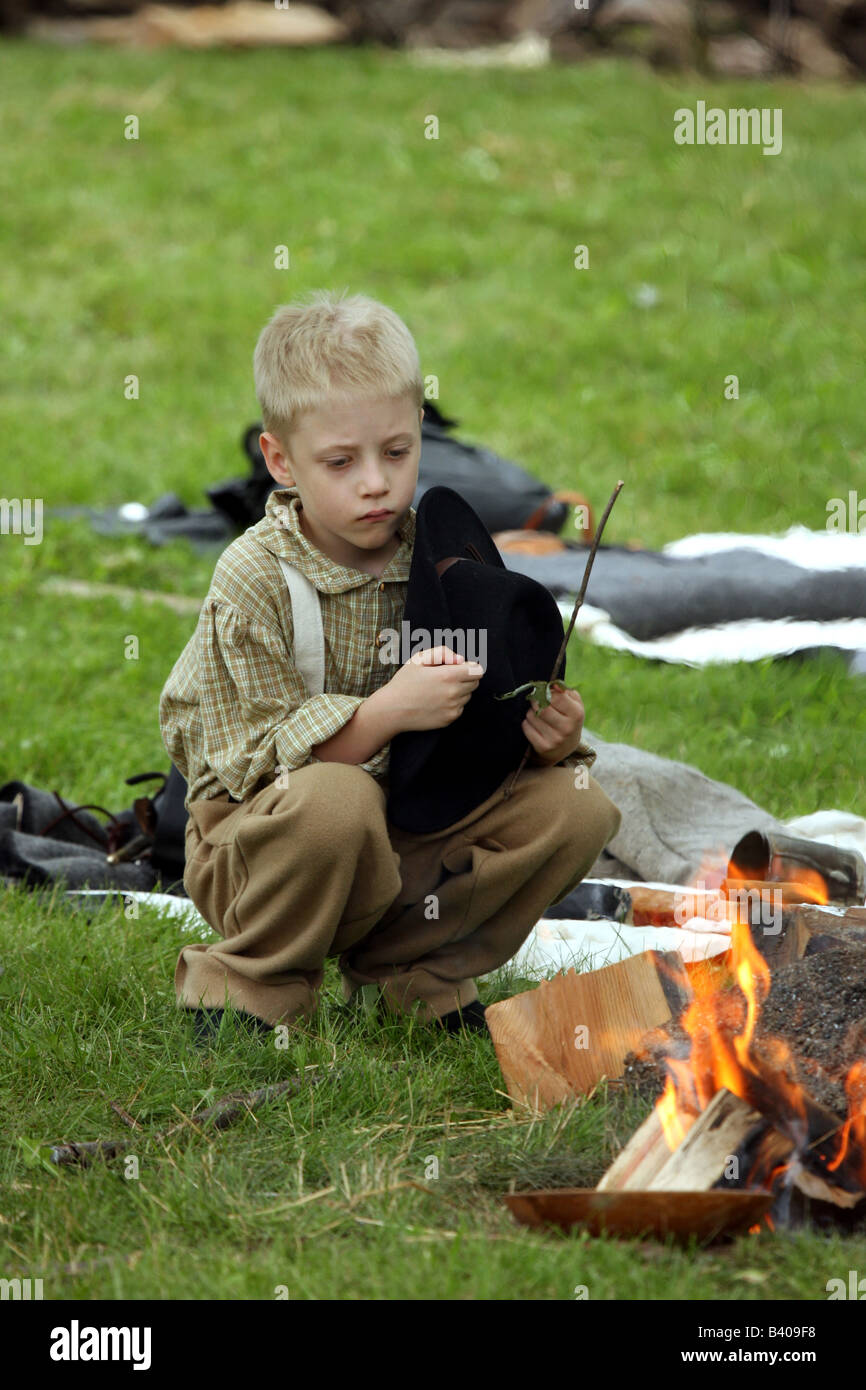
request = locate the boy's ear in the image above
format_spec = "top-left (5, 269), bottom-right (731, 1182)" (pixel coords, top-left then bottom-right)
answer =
top-left (259, 431), bottom-right (295, 487)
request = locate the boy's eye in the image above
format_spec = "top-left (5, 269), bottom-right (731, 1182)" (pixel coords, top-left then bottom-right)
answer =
top-left (325, 448), bottom-right (410, 469)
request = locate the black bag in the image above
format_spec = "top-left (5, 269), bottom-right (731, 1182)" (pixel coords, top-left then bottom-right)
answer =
top-left (411, 401), bottom-right (568, 534)
top-left (122, 763), bottom-right (189, 884)
top-left (0, 765), bottom-right (189, 894)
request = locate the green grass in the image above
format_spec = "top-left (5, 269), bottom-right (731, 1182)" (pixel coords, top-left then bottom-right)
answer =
top-left (5, 886), bottom-right (865, 1301)
top-left (1, 40), bottom-right (865, 1299)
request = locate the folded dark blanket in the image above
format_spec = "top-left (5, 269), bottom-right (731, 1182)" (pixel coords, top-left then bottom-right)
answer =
top-left (503, 546), bottom-right (866, 642)
top-left (0, 779), bottom-right (162, 893)
top-left (0, 829), bottom-right (158, 892)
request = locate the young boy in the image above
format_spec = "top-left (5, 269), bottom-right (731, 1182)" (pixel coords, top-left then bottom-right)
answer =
top-left (159, 290), bottom-right (621, 1036)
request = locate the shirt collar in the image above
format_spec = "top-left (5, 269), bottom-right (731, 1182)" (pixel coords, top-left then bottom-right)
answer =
top-left (253, 485), bottom-right (415, 593)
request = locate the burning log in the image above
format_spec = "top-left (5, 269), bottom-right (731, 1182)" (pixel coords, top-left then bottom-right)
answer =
top-left (623, 921), bottom-right (866, 1221)
top-left (597, 1088), bottom-right (794, 1194)
top-left (626, 879), bottom-right (852, 934)
top-left (721, 877), bottom-right (822, 907)
top-left (748, 907), bottom-right (811, 968)
top-left (599, 1082), bottom-right (866, 1220)
top-left (503, 1077), bottom-right (862, 1242)
top-left (485, 949), bottom-right (692, 1110)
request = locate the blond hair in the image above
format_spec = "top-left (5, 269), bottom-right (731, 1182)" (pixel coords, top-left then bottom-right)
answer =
top-left (253, 288), bottom-right (425, 443)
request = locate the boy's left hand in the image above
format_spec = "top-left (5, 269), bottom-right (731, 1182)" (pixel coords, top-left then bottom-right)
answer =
top-left (523, 684), bottom-right (585, 765)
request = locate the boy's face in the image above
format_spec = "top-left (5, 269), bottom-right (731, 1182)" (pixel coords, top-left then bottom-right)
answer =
top-left (259, 394), bottom-right (424, 573)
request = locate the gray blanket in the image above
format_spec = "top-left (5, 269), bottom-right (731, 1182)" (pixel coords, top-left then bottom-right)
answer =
top-left (504, 546), bottom-right (866, 641)
top-left (582, 728), bottom-right (792, 884)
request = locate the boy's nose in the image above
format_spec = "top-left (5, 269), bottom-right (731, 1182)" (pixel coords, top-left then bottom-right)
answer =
top-left (359, 461), bottom-right (389, 494)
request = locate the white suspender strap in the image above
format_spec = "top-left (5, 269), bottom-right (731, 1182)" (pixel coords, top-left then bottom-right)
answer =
top-left (276, 557), bottom-right (326, 699)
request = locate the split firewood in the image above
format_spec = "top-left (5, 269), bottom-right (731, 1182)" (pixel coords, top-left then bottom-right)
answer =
top-left (608, 1055), bottom-right (866, 1209)
top-left (748, 908), bottom-right (811, 968)
top-left (627, 882), bottom-right (859, 932)
top-left (595, 1103), bottom-right (671, 1192)
top-left (626, 882), bottom-right (805, 930)
top-left (597, 1088), bottom-right (793, 1194)
top-left (790, 904), bottom-right (866, 956)
top-left (595, 1085), bottom-right (865, 1227)
top-left (793, 1166), bottom-right (865, 1212)
top-left (485, 949), bottom-right (692, 1110)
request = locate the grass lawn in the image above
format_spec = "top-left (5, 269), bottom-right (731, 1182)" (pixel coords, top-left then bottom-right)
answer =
top-left (1, 39), bottom-right (865, 1300)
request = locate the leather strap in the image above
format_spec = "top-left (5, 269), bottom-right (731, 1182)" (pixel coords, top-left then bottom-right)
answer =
top-left (434, 555), bottom-right (464, 579)
top-left (277, 543), bottom-right (487, 696)
top-left (434, 542), bottom-right (485, 578)
top-left (522, 489), bottom-right (595, 538)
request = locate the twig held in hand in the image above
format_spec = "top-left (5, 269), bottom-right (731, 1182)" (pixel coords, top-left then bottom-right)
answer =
top-left (503, 480), bottom-right (624, 798)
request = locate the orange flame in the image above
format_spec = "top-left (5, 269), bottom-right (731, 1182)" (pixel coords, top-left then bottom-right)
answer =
top-left (826, 1062), bottom-right (866, 1181)
top-left (654, 909), bottom-right (806, 1155)
top-left (767, 850), bottom-right (830, 904)
top-left (650, 851), bottom-right (861, 1215)
top-left (657, 1075), bottom-right (690, 1150)
top-left (732, 919), bottom-right (770, 1069)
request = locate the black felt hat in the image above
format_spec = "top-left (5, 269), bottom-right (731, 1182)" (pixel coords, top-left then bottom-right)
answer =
top-left (386, 487), bottom-right (567, 834)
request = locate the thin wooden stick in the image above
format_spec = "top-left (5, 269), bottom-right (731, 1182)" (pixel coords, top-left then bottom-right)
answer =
top-left (109, 1100), bottom-right (141, 1131)
top-left (503, 480), bottom-right (624, 798)
top-left (49, 1069), bottom-right (338, 1167)
top-left (49, 1059), bottom-right (410, 1167)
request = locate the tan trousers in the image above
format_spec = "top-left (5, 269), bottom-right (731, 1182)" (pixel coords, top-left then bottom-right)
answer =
top-left (177, 762), bottom-right (622, 1026)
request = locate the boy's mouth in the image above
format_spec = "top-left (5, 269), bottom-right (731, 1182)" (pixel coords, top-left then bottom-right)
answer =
top-left (359, 509), bottom-right (393, 521)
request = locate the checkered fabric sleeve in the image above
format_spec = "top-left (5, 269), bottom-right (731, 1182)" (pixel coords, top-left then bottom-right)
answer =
top-left (193, 596), bottom-right (385, 802)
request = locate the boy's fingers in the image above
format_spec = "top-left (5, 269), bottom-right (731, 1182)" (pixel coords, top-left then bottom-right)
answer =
top-left (431, 660), bottom-right (483, 681)
top-left (412, 645), bottom-right (476, 667)
top-left (522, 717), bottom-right (556, 751)
top-left (528, 702), bottom-right (571, 733)
top-left (549, 686), bottom-right (583, 712)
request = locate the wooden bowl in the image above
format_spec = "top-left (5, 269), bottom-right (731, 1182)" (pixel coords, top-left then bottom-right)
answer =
top-left (503, 1188), bottom-right (773, 1242)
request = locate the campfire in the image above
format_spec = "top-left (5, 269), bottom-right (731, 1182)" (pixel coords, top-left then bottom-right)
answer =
top-left (493, 837), bottom-right (866, 1240)
top-left (620, 913), bottom-right (866, 1229)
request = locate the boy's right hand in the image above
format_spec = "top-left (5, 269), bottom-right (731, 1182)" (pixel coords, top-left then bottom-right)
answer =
top-left (382, 645), bottom-right (484, 732)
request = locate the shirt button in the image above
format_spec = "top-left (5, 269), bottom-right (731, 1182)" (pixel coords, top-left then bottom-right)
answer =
top-left (378, 581), bottom-right (385, 591)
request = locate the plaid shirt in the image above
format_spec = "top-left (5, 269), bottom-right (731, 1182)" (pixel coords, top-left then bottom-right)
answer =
top-left (159, 485), bottom-right (596, 810)
top-left (159, 486), bottom-right (416, 809)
